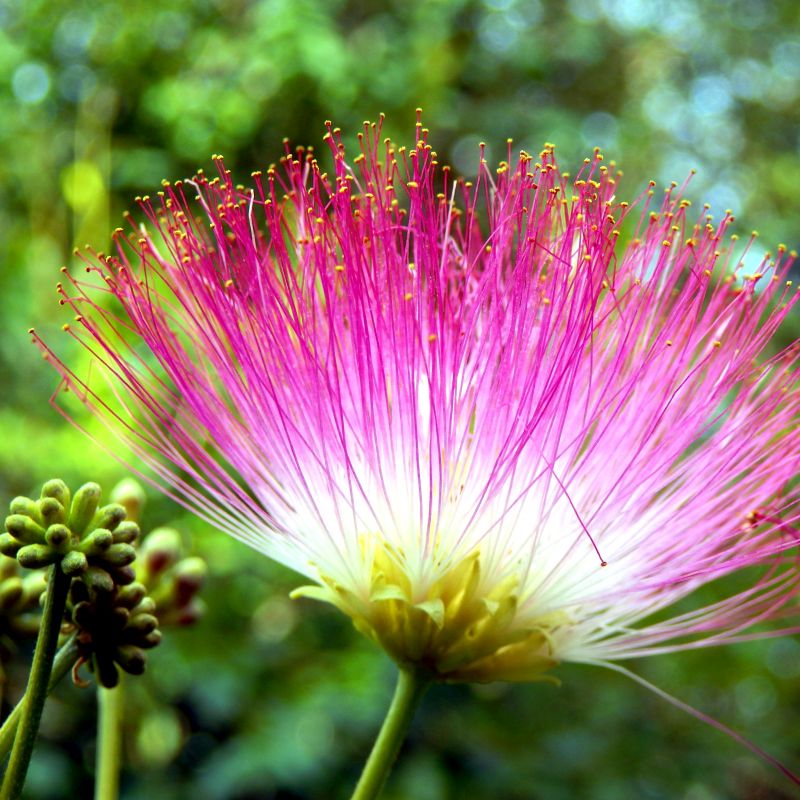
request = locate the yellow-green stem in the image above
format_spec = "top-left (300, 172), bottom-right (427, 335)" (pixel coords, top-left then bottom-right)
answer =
top-left (1, 565), bottom-right (71, 800)
top-left (95, 676), bottom-right (124, 800)
top-left (350, 668), bottom-right (430, 800)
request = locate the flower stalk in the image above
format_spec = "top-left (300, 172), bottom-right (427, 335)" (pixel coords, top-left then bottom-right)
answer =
top-left (351, 668), bottom-right (431, 800)
top-left (95, 679), bottom-right (124, 800)
top-left (1, 565), bottom-right (71, 799)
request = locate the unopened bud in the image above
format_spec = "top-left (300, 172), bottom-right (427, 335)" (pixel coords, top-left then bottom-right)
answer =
top-left (69, 483), bottom-right (101, 536)
top-left (127, 613), bottom-right (158, 636)
top-left (100, 543), bottom-right (137, 568)
top-left (92, 504), bottom-right (127, 533)
top-left (140, 528), bottom-right (182, 575)
top-left (17, 544), bottom-right (57, 569)
top-left (45, 524), bottom-right (71, 549)
top-left (0, 534), bottom-right (22, 558)
top-left (39, 497), bottom-right (66, 526)
top-left (135, 597), bottom-right (157, 616)
top-left (84, 566), bottom-right (115, 594)
top-left (115, 645), bottom-right (146, 676)
top-left (172, 597), bottom-right (206, 626)
top-left (109, 479), bottom-right (146, 523)
top-left (173, 557), bottom-right (207, 604)
top-left (41, 479), bottom-right (70, 510)
top-left (80, 528), bottom-right (114, 555)
top-left (112, 521), bottom-right (139, 545)
top-left (141, 629), bottom-right (162, 648)
top-left (9, 497), bottom-right (41, 523)
top-left (116, 582), bottom-right (146, 609)
top-left (109, 565), bottom-right (136, 586)
top-left (5, 515), bottom-right (46, 545)
top-left (95, 653), bottom-right (120, 689)
top-left (109, 606), bottom-right (130, 630)
top-left (61, 550), bottom-right (88, 576)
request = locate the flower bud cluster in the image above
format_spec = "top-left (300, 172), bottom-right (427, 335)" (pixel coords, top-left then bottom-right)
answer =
top-left (1, 478), bottom-right (206, 687)
top-left (69, 579), bottom-right (161, 688)
top-left (137, 528), bottom-right (207, 626)
top-left (1, 480), bottom-right (138, 587)
top-left (2, 479), bottom-right (163, 687)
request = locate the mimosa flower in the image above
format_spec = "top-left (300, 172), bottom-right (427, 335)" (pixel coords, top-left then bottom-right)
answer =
top-left (37, 118), bottom-right (800, 689)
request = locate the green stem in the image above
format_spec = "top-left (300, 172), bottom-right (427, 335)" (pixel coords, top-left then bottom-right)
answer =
top-left (1, 565), bottom-right (71, 800)
top-left (95, 676), bottom-right (124, 800)
top-left (0, 634), bottom-right (79, 763)
top-left (350, 668), bottom-right (431, 800)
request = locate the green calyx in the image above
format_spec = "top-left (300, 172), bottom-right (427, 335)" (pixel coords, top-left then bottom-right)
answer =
top-left (1, 480), bottom-right (140, 586)
top-left (69, 578), bottom-right (162, 689)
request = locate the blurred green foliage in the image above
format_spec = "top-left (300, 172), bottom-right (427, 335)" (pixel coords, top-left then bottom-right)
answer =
top-left (2, 0), bottom-right (800, 797)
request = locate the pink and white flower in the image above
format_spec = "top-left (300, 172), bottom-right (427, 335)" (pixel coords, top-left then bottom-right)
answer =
top-left (37, 117), bottom-right (800, 687)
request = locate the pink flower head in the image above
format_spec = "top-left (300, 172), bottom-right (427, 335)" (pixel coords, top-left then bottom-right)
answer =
top-left (38, 117), bottom-right (800, 688)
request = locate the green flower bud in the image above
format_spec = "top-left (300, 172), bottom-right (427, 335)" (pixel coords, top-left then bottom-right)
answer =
top-left (135, 597), bottom-right (156, 616)
top-left (45, 523), bottom-right (72, 549)
top-left (114, 645), bottom-right (146, 676)
top-left (99, 543), bottom-right (137, 568)
top-left (79, 528), bottom-right (114, 556)
top-left (109, 479), bottom-right (146, 524)
top-left (68, 483), bottom-right (101, 536)
top-left (111, 521), bottom-right (139, 545)
top-left (0, 534), bottom-right (22, 558)
top-left (91, 504), bottom-right (126, 533)
top-left (108, 565), bottom-right (136, 586)
top-left (84, 566), bottom-right (115, 594)
top-left (116, 582), bottom-right (147, 609)
top-left (140, 630), bottom-right (162, 648)
top-left (39, 497), bottom-right (66, 527)
top-left (9, 497), bottom-right (42, 524)
top-left (40, 479), bottom-right (70, 510)
top-left (61, 550), bottom-right (89, 576)
top-left (126, 613), bottom-right (158, 636)
top-left (17, 544), bottom-right (58, 569)
top-left (5, 515), bottom-right (46, 545)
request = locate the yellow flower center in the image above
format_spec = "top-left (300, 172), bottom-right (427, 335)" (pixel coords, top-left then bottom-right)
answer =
top-left (292, 544), bottom-right (566, 683)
